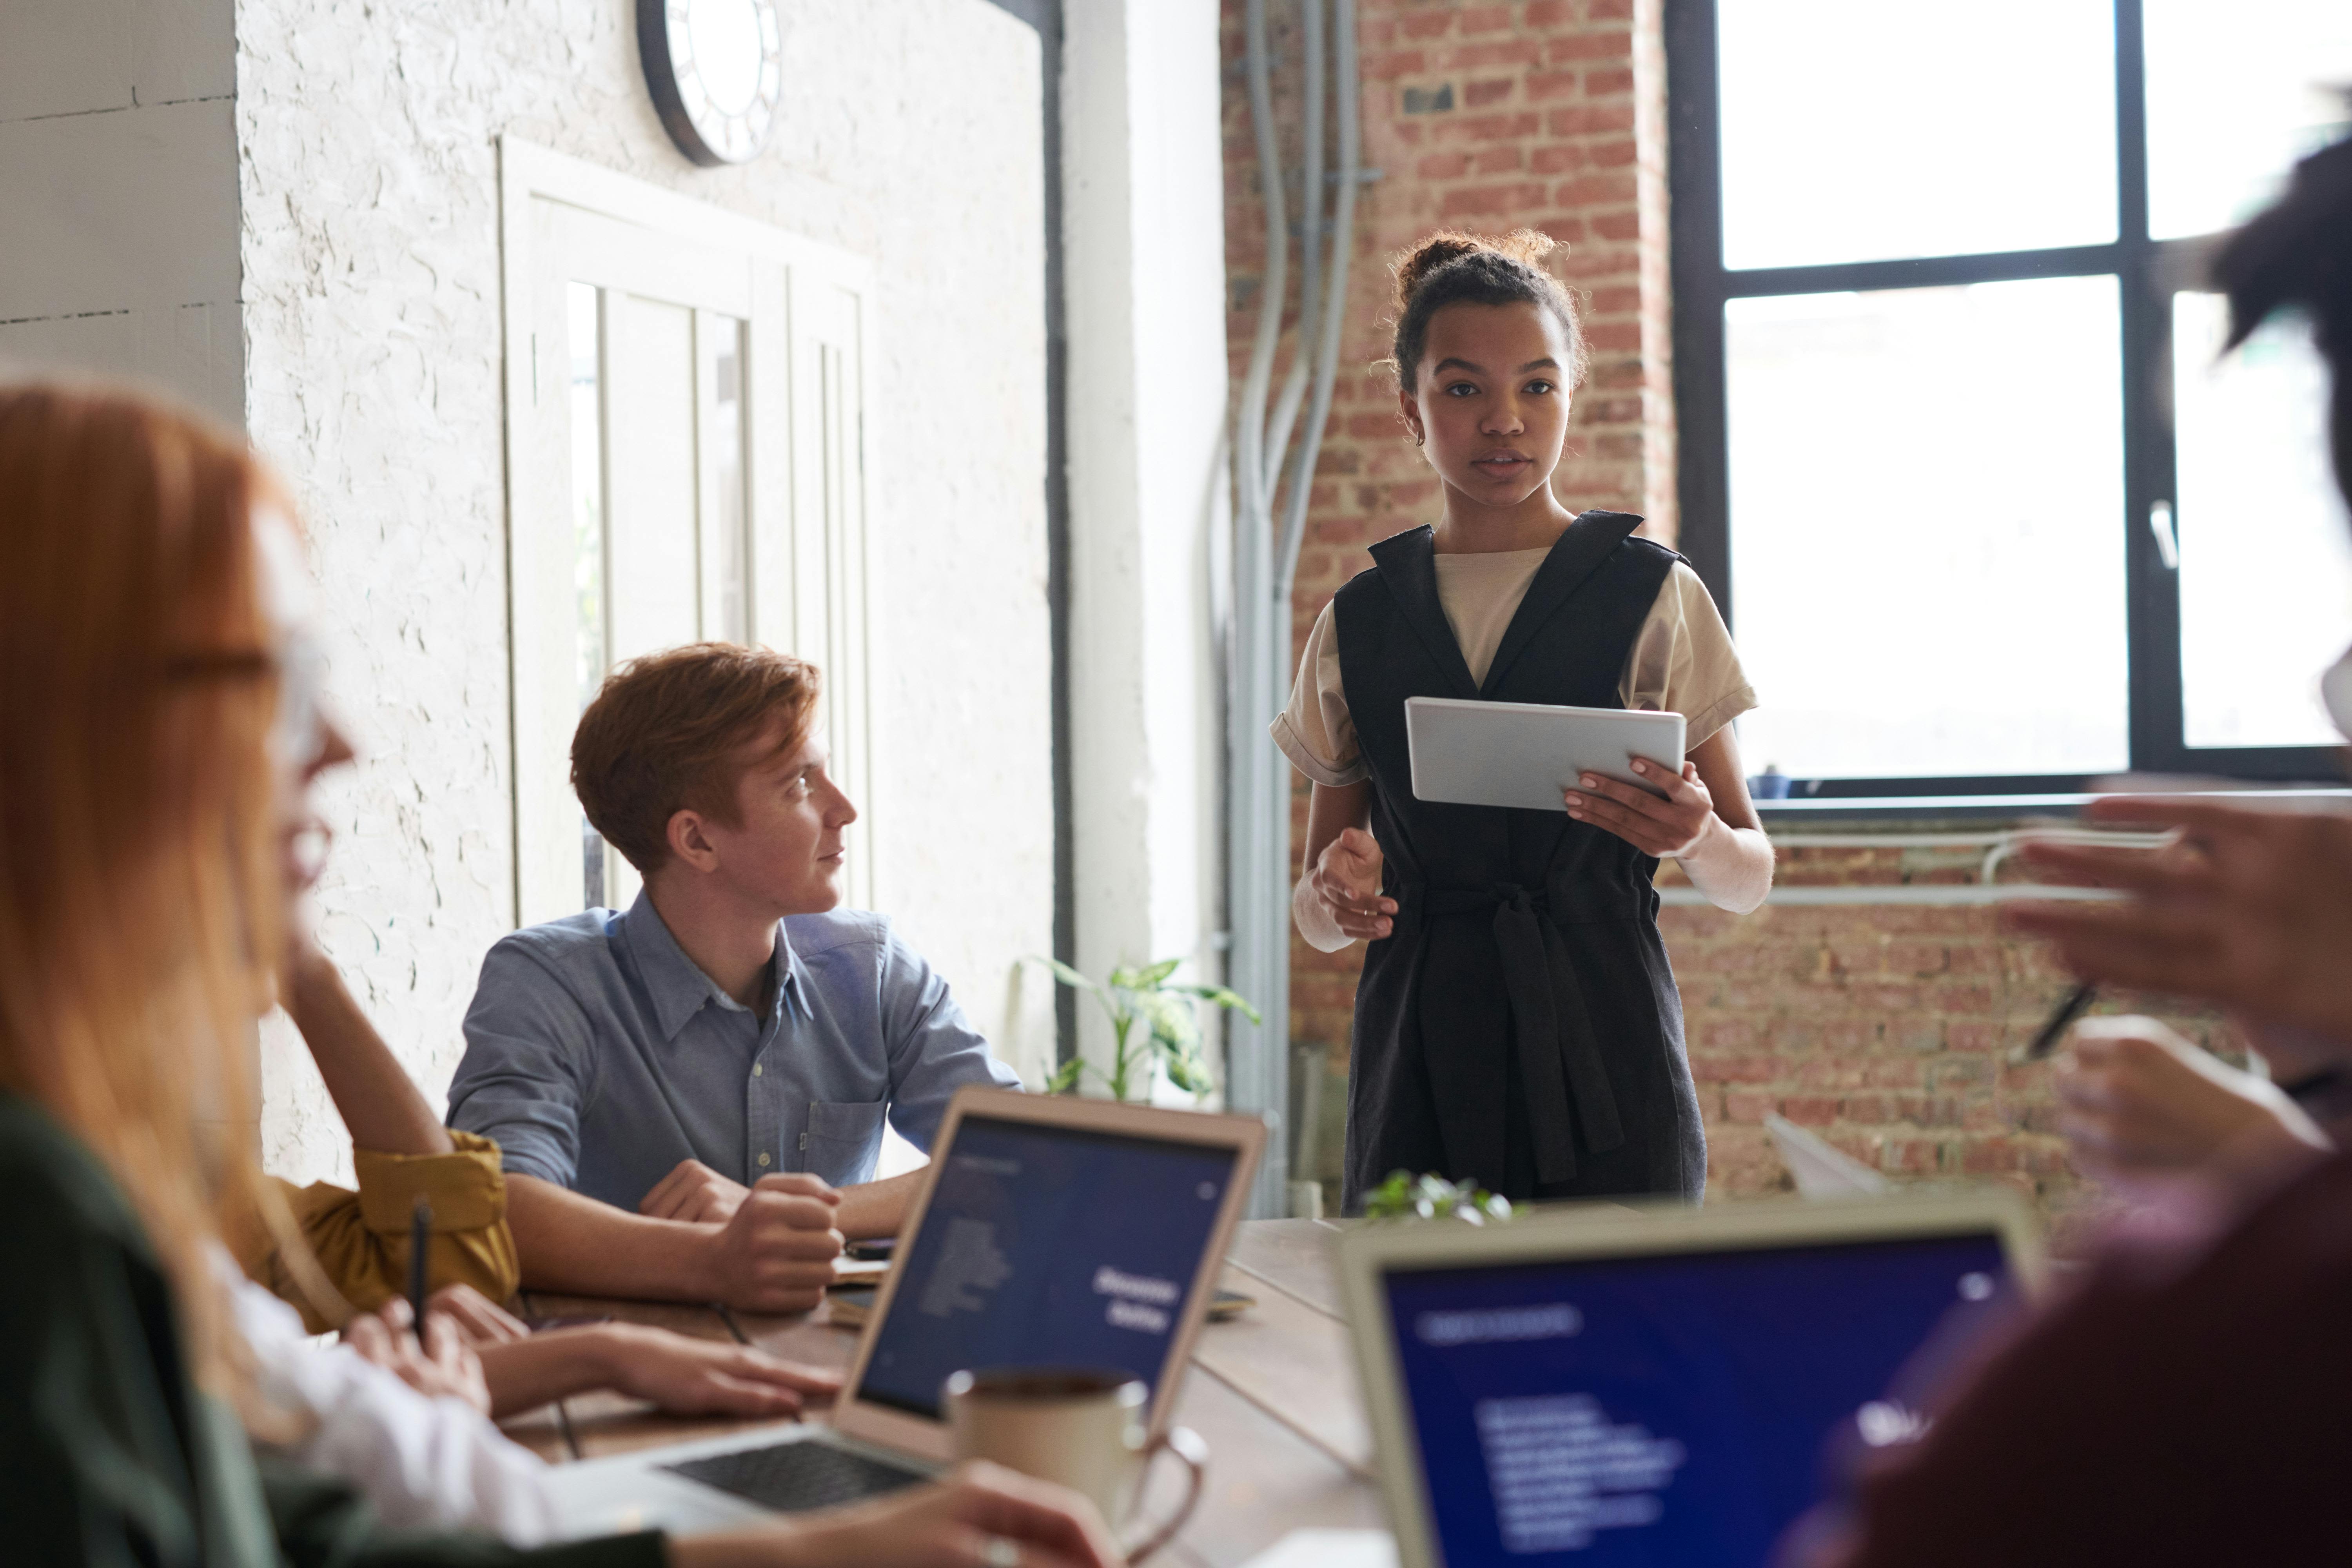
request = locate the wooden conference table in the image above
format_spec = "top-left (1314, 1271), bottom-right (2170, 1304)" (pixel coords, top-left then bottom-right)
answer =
top-left (500, 1219), bottom-right (1389, 1568)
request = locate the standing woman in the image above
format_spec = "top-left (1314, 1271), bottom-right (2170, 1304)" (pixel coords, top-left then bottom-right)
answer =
top-left (1277, 231), bottom-right (1775, 1210)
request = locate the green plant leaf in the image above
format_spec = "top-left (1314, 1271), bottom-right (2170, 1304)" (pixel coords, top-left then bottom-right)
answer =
top-left (1022, 955), bottom-right (1103, 997)
top-left (1163, 1050), bottom-right (1213, 1095)
top-left (1134, 991), bottom-right (1200, 1054)
top-left (1165, 983), bottom-right (1261, 1023)
top-left (1134, 956), bottom-right (1184, 987)
top-left (1045, 1056), bottom-right (1088, 1095)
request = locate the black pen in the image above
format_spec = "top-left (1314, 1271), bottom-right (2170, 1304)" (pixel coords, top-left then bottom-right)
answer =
top-left (407, 1195), bottom-right (432, 1343)
top-left (2022, 982), bottom-right (2098, 1062)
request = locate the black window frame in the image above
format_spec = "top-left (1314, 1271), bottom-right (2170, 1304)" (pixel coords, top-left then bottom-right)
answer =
top-left (1667, 0), bottom-right (2343, 798)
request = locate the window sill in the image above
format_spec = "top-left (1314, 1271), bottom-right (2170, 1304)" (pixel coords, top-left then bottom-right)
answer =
top-left (1754, 786), bottom-right (2352, 829)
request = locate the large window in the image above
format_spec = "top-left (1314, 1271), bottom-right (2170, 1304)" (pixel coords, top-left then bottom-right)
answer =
top-left (1669, 0), bottom-right (2352, 795)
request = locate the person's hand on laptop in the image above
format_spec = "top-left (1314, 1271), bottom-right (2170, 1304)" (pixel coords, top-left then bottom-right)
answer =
top-left (642, 1157), bottom-right (754, 1224)
top-left (703, 1173), bottom-right (846, 1312)
top-left (671, 1462), bottom-right (1122, 1568)
top-left (2054, 1016), bottom-right (2328, 1185)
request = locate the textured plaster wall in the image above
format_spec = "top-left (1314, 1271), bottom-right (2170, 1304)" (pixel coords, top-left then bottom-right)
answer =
top-left (0, 0), bottom-right (243, 423)
top-left (237, 0), bottom-right (1051, 1182)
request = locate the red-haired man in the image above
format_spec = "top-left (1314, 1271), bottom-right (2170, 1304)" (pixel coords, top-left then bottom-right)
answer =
top-left (447, 644), bottom-right (1020, 1311)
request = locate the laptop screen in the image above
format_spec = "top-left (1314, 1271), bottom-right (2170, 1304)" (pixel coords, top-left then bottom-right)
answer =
top-left (1382, 1231), bottom-right (2010, 1565)
top-left (856, 1114), bottom-right (1240, 1421)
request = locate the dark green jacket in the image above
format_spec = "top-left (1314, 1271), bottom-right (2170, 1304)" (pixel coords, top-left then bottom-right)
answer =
top-left (0, 1094), bottom-right (663, 1567)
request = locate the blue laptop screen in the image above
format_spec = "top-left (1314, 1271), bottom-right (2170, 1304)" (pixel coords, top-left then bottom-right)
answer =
top-left (858, 1116), bottom-right (1239, 1420)
top-left (1382, 1232), bottom-right (2009, 1565)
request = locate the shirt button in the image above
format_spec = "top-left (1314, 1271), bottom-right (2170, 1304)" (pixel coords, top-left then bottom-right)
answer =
top-left (757, 1152), bottom-right (771, 1168)
top-left (753, 1064), bottom-right (762, 1077)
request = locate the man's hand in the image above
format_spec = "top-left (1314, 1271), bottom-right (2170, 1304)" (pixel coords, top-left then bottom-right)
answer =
top-left (702, 1173), bottom-right (845, 1312)
top-left (1564, 756), bottom-right (1715, 857)
top-left (642, 1158), bottom-right (753, 1224)
top-left (344, 1299), bottom-right (492, 1417)
top-left (584, 1323), bottom-right (843, 1417)
top-left (2054, 1016), bottom-right (2329, 1181)
top-left (1305, 826), bottom-right (1395, 943)
top-left (2011, 798), bottom-right (2352, 1040)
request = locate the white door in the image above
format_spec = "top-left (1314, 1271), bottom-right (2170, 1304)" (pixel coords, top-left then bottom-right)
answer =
top-left (503, 140), bottom-right (876, 926)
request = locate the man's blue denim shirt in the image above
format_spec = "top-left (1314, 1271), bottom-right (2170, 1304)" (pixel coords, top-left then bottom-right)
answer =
top-left (446, 892), bottom-right (1021, 1210)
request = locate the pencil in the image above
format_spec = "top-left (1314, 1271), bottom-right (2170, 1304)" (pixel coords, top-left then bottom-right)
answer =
top-left (2022, 982), bottom-right (2098, 1062)
top-left (407, 1195), bottom-right (432, 1343)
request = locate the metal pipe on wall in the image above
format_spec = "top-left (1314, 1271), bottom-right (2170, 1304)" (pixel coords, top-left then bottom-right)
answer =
top-left (1227, 0), bottom-right (1361, 1218)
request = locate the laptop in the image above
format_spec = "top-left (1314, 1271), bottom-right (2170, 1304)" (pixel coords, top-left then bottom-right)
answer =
top-left (543, 1086), bottom-right (1266, 1536)
top-left (1334, 1191), bottom-right (2042, 1567)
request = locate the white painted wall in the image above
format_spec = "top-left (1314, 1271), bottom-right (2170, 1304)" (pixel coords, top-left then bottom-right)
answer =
top-left (233, 0), bottom-right (1054, 1181)
top-left (1061, 0), bottom-right (1233, 1084)
top-left (0, 0), bottom-right (243, 424)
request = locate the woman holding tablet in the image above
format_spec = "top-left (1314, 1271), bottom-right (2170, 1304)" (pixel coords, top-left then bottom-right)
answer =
top-left (1276, 230), bottom-right (1774, 1210)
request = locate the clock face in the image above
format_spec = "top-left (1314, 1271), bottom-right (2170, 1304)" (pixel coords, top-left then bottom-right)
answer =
top-left (639, 0), bottom-right (784, 167)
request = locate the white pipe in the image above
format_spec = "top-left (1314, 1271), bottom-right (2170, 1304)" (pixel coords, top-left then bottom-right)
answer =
top-left (1259, 0), bottom-right (1324, 505)
top-left (1276, 0), bottom-right (1357, 603)
top-left (1235, 0), bottom-right (1286, 534)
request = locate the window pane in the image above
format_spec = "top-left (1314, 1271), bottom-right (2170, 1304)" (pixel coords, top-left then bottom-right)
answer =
top-left (1717, 0), bottom-right (2115, 271)
top-left (1727, 277), bottom-right (2128, 780)
top-left (2175, 292), bottom-right (2352, 750)
top-left (2145, 0), bottom-right (2352, 241)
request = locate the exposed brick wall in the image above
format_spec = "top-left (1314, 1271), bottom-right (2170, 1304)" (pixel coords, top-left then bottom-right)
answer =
top-left (1659, 848), bottom-right (2238, 1237)
top-left (1221, 0), bottom-right (2229, 1229)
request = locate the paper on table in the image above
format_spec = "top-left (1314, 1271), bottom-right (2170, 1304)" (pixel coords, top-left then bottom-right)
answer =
top-left (830, 1256), bottom-right (890, 1286)
top-left (1237, 1530), bottom-right (1396, 1568)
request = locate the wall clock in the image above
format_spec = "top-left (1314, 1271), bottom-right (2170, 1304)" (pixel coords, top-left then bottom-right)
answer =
top-left (638, 0), bottom-right (785, 167)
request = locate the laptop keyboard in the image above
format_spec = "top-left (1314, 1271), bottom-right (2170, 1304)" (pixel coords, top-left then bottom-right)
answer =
top-left (664, 1439), bottom-right (928, 1513)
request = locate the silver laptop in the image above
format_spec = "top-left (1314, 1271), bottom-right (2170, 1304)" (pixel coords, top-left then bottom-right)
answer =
top-left (1334, 1191), bottom-right (2043, 1567)
top-left (544, 1086), bottom-right (1266, 1536)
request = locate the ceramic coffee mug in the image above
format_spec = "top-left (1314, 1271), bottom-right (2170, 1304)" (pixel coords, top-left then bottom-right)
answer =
top-left (942, 1367), bottom-right (1207, 1562)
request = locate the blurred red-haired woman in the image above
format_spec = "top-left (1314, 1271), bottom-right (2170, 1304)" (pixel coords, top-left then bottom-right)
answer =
top-left (0, 380), bottom-right (1116, 1568)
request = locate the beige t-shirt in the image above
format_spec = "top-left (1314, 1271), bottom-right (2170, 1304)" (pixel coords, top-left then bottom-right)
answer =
top-left (1272, 550), bottom-right (1757, 788)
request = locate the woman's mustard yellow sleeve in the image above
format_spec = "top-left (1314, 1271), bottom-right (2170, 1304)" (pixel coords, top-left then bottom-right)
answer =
top-left (233, 1131), bottom-right (523, 1333)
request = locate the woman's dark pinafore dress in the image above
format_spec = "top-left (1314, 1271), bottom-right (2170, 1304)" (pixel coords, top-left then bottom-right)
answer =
top-left (1333, 510), bottom-right (1706, 1211)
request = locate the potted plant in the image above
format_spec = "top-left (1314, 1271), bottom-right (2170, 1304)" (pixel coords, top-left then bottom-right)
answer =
top-left (1361, 1170), bottom-right (1515, 1224)
top-left (1024, 956), bottom-right (1259, 1103)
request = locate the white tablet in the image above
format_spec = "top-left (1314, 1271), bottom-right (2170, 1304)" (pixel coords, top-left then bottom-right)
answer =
top-left (1405, 695), bottom-right (1685, 812)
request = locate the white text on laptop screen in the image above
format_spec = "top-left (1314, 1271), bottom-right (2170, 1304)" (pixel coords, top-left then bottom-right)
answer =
top-left (1384, 1234), bottom-right (2010, 1564)
top-left (860, 1117), bottom-right (1237, 1419)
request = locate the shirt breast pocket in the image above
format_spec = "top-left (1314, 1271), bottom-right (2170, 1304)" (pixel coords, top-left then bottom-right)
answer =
top-left (802, 1099), bottom-right (887, 1185)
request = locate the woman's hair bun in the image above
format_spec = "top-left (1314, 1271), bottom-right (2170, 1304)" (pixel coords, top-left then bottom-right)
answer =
top-left (1390, 232), bottom-right (1482, 310)
top-left (1385, 227), bottom-right (1584, 390)
top-left (1390, 229), bottom-right (1559, 311)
